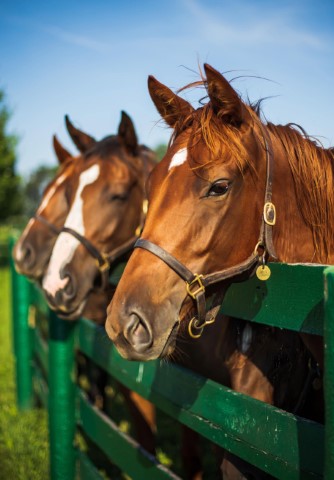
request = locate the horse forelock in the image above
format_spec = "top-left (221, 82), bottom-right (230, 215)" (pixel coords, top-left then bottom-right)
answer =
top-left (83, 135), bottom-right (154, 179)
top-left (170, 102), bottom-right (259, 178)
top-left (268, 123), bottom-right (334, 261)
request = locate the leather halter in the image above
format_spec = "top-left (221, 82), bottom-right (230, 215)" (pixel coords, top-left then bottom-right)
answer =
top-left (33, 151), bottom-right (150, 289)
top-left (33, 214), bottom-right (62, 236)
top-left (135, 125), bottom-right (277, 338)
top-left (60, 200), bottom-right (147, 289)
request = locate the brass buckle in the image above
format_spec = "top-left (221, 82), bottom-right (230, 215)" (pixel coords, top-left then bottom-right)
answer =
top-left (186, 274), bottom-right (205, 299)
top-left (97, 255), bottom-right (110, 273)
top-left (263, 202), bottom-right (276, 226)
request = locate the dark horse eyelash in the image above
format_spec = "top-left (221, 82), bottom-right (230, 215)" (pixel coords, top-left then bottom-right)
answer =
top-left (199, 179), bottom-right (230, 198)
top-left (110, 194), bottom-right (128, 201)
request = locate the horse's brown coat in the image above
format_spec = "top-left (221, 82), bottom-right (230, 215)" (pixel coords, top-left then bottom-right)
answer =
top-left (106, 64), bottom-right (325, 477)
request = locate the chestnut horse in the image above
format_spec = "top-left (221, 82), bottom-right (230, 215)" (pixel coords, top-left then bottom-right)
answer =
top-left (106, 65), bottom-right (326, 478)
top-left (15, 113), bottom-right (158, 455)
top-left (42, 114), bottom-right (155, 321)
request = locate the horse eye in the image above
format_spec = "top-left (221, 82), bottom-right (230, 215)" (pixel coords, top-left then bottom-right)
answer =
top-left (110, 193), bottom-right (128, 202)
top-left (207, 180), bottom-right (229, 197)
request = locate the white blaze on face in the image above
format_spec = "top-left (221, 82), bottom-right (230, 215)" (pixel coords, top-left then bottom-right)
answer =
top-left (43, 164), bottom-right (100, 297)
top-left (36, 172), bottom-right (68, 215)
top-left (168, 147), bottom-right (188, 170)
top-left (15, 172), bottom-right (68, 261)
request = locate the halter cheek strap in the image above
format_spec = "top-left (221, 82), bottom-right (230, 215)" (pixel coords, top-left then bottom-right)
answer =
top-left (134, 125), bottom-right (277, 339)
top-left (60, 200), bottom-right (147, 290)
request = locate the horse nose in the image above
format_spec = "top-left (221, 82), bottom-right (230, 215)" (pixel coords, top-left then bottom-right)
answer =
top-left (124, 312), bottom-right (153, 353)
top-left (45, 271), bottom-right (77, 310)
top-left (61, 270), bottom-right (77, 300)
top-left (16, 242), bottom-right (36, 269)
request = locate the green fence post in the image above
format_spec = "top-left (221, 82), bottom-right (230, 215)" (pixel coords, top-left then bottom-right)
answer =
top-left (324, 266), bottom-right (334, 478)
top-left (9, 237), bottom-right (34, 410)
top-left (48, 309), bottom-right (76, 480)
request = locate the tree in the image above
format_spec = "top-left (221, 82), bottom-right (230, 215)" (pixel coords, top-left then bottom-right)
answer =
top-left (0, 90), bottom-right (22, 222)
top-left (23, 165), bottom-right (58, 217)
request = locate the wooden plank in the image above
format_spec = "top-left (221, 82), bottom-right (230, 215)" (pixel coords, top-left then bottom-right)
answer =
top-left (78, 318), bottom-right (324, 479)
top-left (48, 311), bottom-right (76, 480)
top-left (9, 247), bottom-right (34, 410)
top-left (77, 389), bottom-right (181, 480)
top-left (324, 267), bottom-right (334, 478)
top-left (221, 263), bottom-right (324, 335)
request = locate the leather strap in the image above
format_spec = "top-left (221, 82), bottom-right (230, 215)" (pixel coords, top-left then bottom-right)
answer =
top-left (135, 238), bottom-right (259, 329)
top-left (33, 215), bottom-right (62, 235)
top-left (61, 227), bottom-right (109, 268)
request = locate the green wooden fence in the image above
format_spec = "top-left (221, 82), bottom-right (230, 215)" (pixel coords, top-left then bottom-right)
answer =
top-left (9, 236), bottom-right (333, 479)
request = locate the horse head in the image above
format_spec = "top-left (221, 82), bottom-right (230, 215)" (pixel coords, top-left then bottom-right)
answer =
top-left (106, 63), bottom-right (334, 361)
top-left (42, 111), bottom-right (155, 321)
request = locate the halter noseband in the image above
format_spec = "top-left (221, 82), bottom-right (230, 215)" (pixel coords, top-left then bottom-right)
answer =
top-left (33, 214), bottom-right (62, 236)
top-left (134, 125), bottom-right (277, 338)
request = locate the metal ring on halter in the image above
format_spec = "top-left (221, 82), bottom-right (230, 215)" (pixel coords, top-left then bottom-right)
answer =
top-left (253, 241), bottom-right (265, 256)
top-left (188, 314), bottom-right (216, 339)
top-left (188, 317), bottom-right (204, 339)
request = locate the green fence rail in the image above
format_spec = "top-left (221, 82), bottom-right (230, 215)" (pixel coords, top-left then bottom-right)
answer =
top-left (9, 238), bottom-right (333, 479)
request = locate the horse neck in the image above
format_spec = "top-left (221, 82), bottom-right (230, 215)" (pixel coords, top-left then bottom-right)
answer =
top-left (270, 129), bottom-right (334, 264)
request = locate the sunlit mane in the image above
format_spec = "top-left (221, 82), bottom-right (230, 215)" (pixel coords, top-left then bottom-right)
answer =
top-left (268, 123), bottom-right (334, 260)
top-left (172, 79), bottom-right (334, 261)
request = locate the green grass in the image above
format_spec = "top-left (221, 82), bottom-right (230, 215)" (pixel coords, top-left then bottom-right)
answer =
top-left (0, 267), bottom-right (49, 479)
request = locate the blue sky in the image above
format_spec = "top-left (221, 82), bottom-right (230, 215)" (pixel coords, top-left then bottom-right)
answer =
top-left (1, 0), bottom-right (333, 175)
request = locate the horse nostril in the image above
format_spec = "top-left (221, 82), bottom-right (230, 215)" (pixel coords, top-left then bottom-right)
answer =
top-left (21, 243), bottom-right (35, 268)
top-left (124, 312), bottom-right (152, 353)
top-left (62, 271), bottom-right (77, 300)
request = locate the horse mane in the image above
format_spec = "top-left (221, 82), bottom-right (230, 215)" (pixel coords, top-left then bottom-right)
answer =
top-left (268, 123), bottom-right (334, 260)
top-left (172, 79), bottom-right (334, 261)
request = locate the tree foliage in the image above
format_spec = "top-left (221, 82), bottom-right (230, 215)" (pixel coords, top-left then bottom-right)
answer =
top-left (0, 90), bottom-right (22, 222)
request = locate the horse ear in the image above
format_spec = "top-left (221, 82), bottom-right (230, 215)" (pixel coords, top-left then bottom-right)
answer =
top-left (148, 75), bottom-right (194, 128)
top-left (53, 135), bottom-right (73, 164)
top-left (118, 111), bottom-right (138, 155)
top-left (65, 115), bottom-right (96, 153)
top-left (204, 64), bottom-right (246, 126)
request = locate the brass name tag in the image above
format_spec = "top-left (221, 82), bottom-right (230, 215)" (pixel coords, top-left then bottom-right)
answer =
top-left (256, 265), bottom-right (271, 281)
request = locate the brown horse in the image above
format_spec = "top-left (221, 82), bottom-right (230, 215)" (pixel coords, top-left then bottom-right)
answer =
top-left (15, 112), bottom-right (158, 456)
top-left (105, 65), bottom-right (326, 478)
top-left (42, 113), bottom-right (156, 321)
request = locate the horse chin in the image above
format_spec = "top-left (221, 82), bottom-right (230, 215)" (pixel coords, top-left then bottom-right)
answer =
top-left (53, 299), bottom-right (87, 321)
